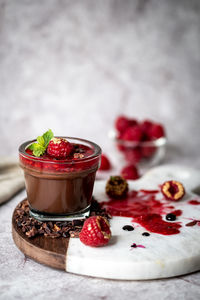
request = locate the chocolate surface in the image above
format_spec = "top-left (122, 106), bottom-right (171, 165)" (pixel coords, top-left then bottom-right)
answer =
top-left (23, 167), bottom-right (97, 214)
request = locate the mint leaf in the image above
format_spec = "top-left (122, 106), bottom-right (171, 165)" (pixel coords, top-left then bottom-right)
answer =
top-left (28, 143), bottom-right (35, 151)
top-left (32, 144), bottom-right (46, 157)
top-left (43, 129), bottom-right (54, 147)
top-left (28, 129), bottom-right (54, 157)
top-left (37, 136), bottom-right (45, 146)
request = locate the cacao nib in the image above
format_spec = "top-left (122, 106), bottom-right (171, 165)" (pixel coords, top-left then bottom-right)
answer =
top-left (14, 198), bottom-right (110, 239)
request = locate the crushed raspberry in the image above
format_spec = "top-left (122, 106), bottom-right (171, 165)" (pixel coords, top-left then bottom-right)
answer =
top-left (148, 123), bottom-right (165, 140)
top-left (79, 216), bottom-right (111, 247)
top-left (47, 138), bottom-right (73, 159)
top-left (106, 176), bottom-right (129, 199)
top-left (120, 164), bottom-right (139, 180)
top-left (115, 116), bottom-right (130, 134)
top-left (161, 180), bottom-right (185, 201)
top-left (99, 154), bottom-right (111, 171)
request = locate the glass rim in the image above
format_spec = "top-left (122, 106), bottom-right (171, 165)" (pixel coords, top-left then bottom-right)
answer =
top-left (19, 136), bottom-right (102, 164)
top-left (115, 136), bottom-right (167, 147)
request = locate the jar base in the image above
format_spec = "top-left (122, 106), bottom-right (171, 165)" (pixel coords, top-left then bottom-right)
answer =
top-left (29, 205), bottom-right (91, 221)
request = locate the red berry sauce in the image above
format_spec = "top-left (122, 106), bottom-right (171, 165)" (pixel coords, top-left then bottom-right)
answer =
top-left (188, 200), bottom-right (200, 205)
top-left (101, 190), bottom-right (182, 235)
top-left (171, 209), bottom-right (182, 216)
top-left (21, 143), bottom-right (97, 173)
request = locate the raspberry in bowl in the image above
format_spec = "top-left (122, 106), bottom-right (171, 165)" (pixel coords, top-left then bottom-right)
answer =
top-left (19, 130), bottom-right (101, 221)
top-left (113, 116), bottom-right (167, 168)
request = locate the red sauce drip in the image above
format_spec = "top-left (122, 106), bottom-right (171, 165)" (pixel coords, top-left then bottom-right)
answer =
top-left (188, 200), bottom-right (200, 205)
top-left (139, 190), bottom-right (159, 194)
top-left (101, 190), bottom-right (182, 235)
top-left (134, 214), bottom-right (181, 235)
top-left (171, 209), bottom-right (182, 216)
top-left (186, 220), bottom-right (197, 227)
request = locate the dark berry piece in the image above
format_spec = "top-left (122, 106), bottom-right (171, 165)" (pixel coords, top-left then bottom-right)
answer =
top-left (186, 220), bottom-right (197, 227)
top-left (106, 176), bottom-right (128, 199)
top-left (122, 225), bottom-right (134, 231)
top-left (166, 213), bottom-right (176, 221)
top-left (131, 243), bottom-right (137, 248)
top-left (142, 232), bottom-right (150, 236)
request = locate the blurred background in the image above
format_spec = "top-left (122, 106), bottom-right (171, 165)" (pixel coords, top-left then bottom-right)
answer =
top-left (0, 0), bottom-right (200, 168)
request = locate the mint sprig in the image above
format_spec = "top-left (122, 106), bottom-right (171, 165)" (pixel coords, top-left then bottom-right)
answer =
top-left (28, 129), bottom-right (54, 157)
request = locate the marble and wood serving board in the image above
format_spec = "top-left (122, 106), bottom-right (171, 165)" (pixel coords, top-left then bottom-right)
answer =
top-left (12, 165), bottom-right (200, 280)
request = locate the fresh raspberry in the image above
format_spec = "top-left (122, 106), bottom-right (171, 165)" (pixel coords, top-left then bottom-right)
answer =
top-left (99, 154), bottom-right (111, 171)
top-left (115, 116), bottom-right (130, 134)
top-left (124, 148), bottom-right (142, 164)
top-left (47, 137), bottom-right (73, 159)
top-left (122, 125), bottom-right (143, 142)
top-left (120, 164), bottom-right (139, 180)
top-left (148, 123), bottom-right (165, 140)
top-left (140, 120), bottom-right (154, 141)
top-left (116, 143), bottom-right (126, 152)
top-left (79, 216), bottom-right (111, 247)
top-left (140, 120), bottom-right (154, 133)
top-left (129, 118), bottom-right (138, 127)
top-left (141, 145), bottom-right (156, 158)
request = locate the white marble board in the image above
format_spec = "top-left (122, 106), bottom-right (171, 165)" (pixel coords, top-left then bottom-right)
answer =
top-left (66, 165), bottom-right (200, 280)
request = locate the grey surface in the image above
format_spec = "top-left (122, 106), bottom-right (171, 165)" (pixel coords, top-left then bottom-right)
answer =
top-left (0, 0), bottom-right (200, 299)
top-left (1, 189), bottom-right (200, 300)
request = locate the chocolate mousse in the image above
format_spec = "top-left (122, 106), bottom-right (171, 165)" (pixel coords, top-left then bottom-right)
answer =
top-left (19, 131), bottom-right (101, 221)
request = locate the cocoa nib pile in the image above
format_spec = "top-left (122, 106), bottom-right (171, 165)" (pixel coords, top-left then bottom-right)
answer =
top-left (14, 200), bottom-right (110, 239)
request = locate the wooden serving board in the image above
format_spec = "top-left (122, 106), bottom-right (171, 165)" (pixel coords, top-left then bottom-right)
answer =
top-left (12, 218), bottom-right (69, 270)
top-left (12, 165), bottom-right (200, 280)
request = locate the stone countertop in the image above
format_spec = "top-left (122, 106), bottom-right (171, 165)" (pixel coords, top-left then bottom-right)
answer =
top-left (1, 190), bottom-right (200, 300)
top-left (1, 0), bottom-right (200, 299)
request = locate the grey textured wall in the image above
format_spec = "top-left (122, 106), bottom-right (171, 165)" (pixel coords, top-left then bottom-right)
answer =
top-left (0, 0), bottom-right (200, 166)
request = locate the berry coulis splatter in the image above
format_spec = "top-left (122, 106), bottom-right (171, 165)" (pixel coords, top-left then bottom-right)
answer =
top-left (101, 190), bottom-right (182, 235)
top-left (188, 200), bottom-right (200, 205)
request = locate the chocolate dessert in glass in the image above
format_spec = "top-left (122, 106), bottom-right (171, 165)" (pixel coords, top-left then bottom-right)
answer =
top-left (19, 130), bottom-right (101, 221)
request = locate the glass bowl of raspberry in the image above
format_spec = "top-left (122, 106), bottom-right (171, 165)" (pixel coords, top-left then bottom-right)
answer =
top-left (19, 130), bottom-right (101, 221)
top-left (112, 117), bottom-right (167, 168)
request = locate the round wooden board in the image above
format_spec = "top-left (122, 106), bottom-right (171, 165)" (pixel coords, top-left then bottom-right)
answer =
top-left (12, 203), bottom-right (69, 270)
